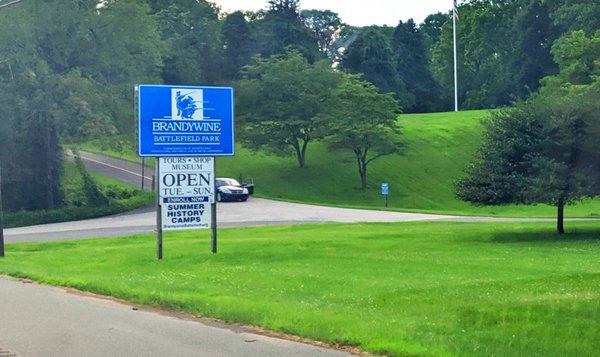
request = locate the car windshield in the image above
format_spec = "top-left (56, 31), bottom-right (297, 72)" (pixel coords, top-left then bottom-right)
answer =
top-left (217, 179), bottom-right (241, 187)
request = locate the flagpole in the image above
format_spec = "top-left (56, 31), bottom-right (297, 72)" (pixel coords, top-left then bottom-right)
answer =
top-left (453, 1), bottom-right (458, 112)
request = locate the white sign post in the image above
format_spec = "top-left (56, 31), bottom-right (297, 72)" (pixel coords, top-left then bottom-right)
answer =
top-left (158, 157), bottom-right (214, 231)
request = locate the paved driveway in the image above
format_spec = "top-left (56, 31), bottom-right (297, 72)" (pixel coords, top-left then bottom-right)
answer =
top-left (6, 151), bottom-right (562, 243)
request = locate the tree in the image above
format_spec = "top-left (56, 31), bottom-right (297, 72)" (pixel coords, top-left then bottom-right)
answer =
top-left (420, 12), bottom-right (449, 59)
top-left (0, 2), bottom-right (66, 212)
top-left (431, 0), bottom-right (524, 109)
top-left (87, 0), bottom-right (165, 134)
top-left (341, 26), bottom-right (412, 109)
top-left (300, 9), bottom-right (344, 61)
top-left (152, 0), bottom-right (222, 85)
top-left (546, 30), bottom-right (600, 86)
top-left (28, 0), bottom-right (165, 136)
top-left (254, 0), bottom-right (321, 63)
top-left (327, 74), bottom-right (402, 189)
top-left (267, 0), bottom-right (300, 14)
top-left (513, 0), bottom-right (559, 95)
top-left (237, 51), bottom-right (340, 168)
top-left (549, 0), bottom-right (600, 35)
top-left (393, 19), bottom-right (439, 112)
top-left (0, 0), bottom-right (164, 211)
top-left (221, 11), bottom-right (254, 81)
top-left (457, 87), bottom-right (600, 234)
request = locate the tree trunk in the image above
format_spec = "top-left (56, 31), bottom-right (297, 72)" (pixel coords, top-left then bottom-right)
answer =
top-left (293, 142), bottom-right (305, 168)
top-left (359, 168), bottom-right (367, 190)
top-left (355, 150), bottom-right (367, 189)
top-left (557, 199), bottom-right (565, 235)
top-left (300, 139), bottom-right (309, 168)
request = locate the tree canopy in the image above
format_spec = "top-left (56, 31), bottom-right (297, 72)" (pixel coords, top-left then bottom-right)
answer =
top-left (236, 51), bottom-right (340, 168)
top-left (457, 86), bottom-right (600, 234)
top-left (327, 74), bottom-right (402, 189)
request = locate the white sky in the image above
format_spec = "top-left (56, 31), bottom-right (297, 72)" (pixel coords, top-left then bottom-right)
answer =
top-left (210, 0), bottom-right (454, 26)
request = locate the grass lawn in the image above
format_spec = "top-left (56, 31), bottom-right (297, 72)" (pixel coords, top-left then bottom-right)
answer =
top-left (78, 110), bottom-right (600, 218)
top-left (1, 221), bottom-right (599, 356)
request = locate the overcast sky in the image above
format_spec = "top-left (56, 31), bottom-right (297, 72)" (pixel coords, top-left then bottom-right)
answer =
top-left (210, 0), bottom-right (454, 26)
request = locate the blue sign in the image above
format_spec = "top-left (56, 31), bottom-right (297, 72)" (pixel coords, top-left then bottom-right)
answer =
top-left (138, 85), bottom-right (234, 157)
top-left (381, 183), bottom-right (389, 195)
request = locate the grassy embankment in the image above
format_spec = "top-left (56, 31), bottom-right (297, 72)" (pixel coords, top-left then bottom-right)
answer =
top-left (80, 110), bottom-right (600, 217)
top-left (3, 162), bottom-right (154, 228)
top-left (1, 221), bottom-right (599, 356)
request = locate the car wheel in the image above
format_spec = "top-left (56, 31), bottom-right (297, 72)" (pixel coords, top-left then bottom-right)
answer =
top-left (241, 197), bottom-right (248, 202)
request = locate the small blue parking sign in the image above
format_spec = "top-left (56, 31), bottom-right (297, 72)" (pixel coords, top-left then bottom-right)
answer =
top-left (138, 85), bottom-right (234, 157)
top-left (381, 183), bottom-right (389, 195)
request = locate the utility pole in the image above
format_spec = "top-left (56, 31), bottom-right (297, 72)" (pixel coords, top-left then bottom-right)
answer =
top-left (0, 163), bottom-right (5, 258)
top-left (0, 0), bottom-right (20, 258)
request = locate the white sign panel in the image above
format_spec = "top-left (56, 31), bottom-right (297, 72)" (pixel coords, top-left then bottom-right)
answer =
top-left (159, 157), bottom-right (214, 231)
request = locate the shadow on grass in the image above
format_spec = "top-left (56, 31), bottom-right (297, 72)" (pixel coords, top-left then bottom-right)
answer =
top-left (490, 227), bottom-right (600, 243)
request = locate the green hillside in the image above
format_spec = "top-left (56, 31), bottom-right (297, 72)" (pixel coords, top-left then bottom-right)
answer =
top-left (81, 110), bottom-right (599, 217)
top-left (217, 110), bottom-right (599, 217)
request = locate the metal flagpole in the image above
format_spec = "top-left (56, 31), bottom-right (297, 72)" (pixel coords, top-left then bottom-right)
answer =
top-left (453, 0), bottom-right (459, 112)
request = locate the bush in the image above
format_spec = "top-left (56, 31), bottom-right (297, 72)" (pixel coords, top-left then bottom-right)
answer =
top-left (3, 191), bottom-right (155, 228)
top-left (4, 153), bottom-right (155, 228)
top-left (103, 185), bottom-right (137, 200)
top-left (73, 153), bottom-right (110, 206)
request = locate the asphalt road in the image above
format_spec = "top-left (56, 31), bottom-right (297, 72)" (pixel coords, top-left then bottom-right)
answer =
top-left (67, 151), bottom-right (155, 190)
top-left (6, 150), bottom-right (467, 243)
top-left (0, 278), bottom-right (349, 357)
top-left (5, 197), bottom-right (465, 242)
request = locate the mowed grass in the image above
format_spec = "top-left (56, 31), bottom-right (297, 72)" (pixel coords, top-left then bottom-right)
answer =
top-left (218, 110), bottom-right (600, 217)
top-left (79, 110), bottom-right (600, 217)
top-left (1, 221), bottom-right (599, 356)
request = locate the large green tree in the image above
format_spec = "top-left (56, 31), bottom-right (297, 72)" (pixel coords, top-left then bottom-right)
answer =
top-left (0, 0), bottom-right (164, 211)
top-left (254, 0), bottom-right (321, 63)
top-left (221, 11), bottom-right (254, 81)
top-left (300, 9), bottom-right (344, 61)
top-left (327, 74), bottom-right (402, 189)
top-left (0, 1), bottom-right (67, 211)
top-left (393, 19), bottom-right (440, 112)
top-left (432, 0), bottom-right (523, 109)
top-left (420, 12), bottom-right (449, 59)
top-left (457, 86), bottom-right (600, 234)
top-left (458, 21), bottom-right (600, 234)
top-left (549, 0), bottom-right (600, 34)
top-left (236, 51), bottom-right (340, 168)
top-left (341, 26), bottom-right (411, 109)
top-left (150, 0), bottom-right (222, 85)
top-left (546, 30), bottom-right (600, 86)
top-left (513, 0), bottom-right (559, 95)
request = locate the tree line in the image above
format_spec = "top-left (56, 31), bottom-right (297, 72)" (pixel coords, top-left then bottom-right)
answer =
top-left (0, 0), bottom-right (598, 212)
